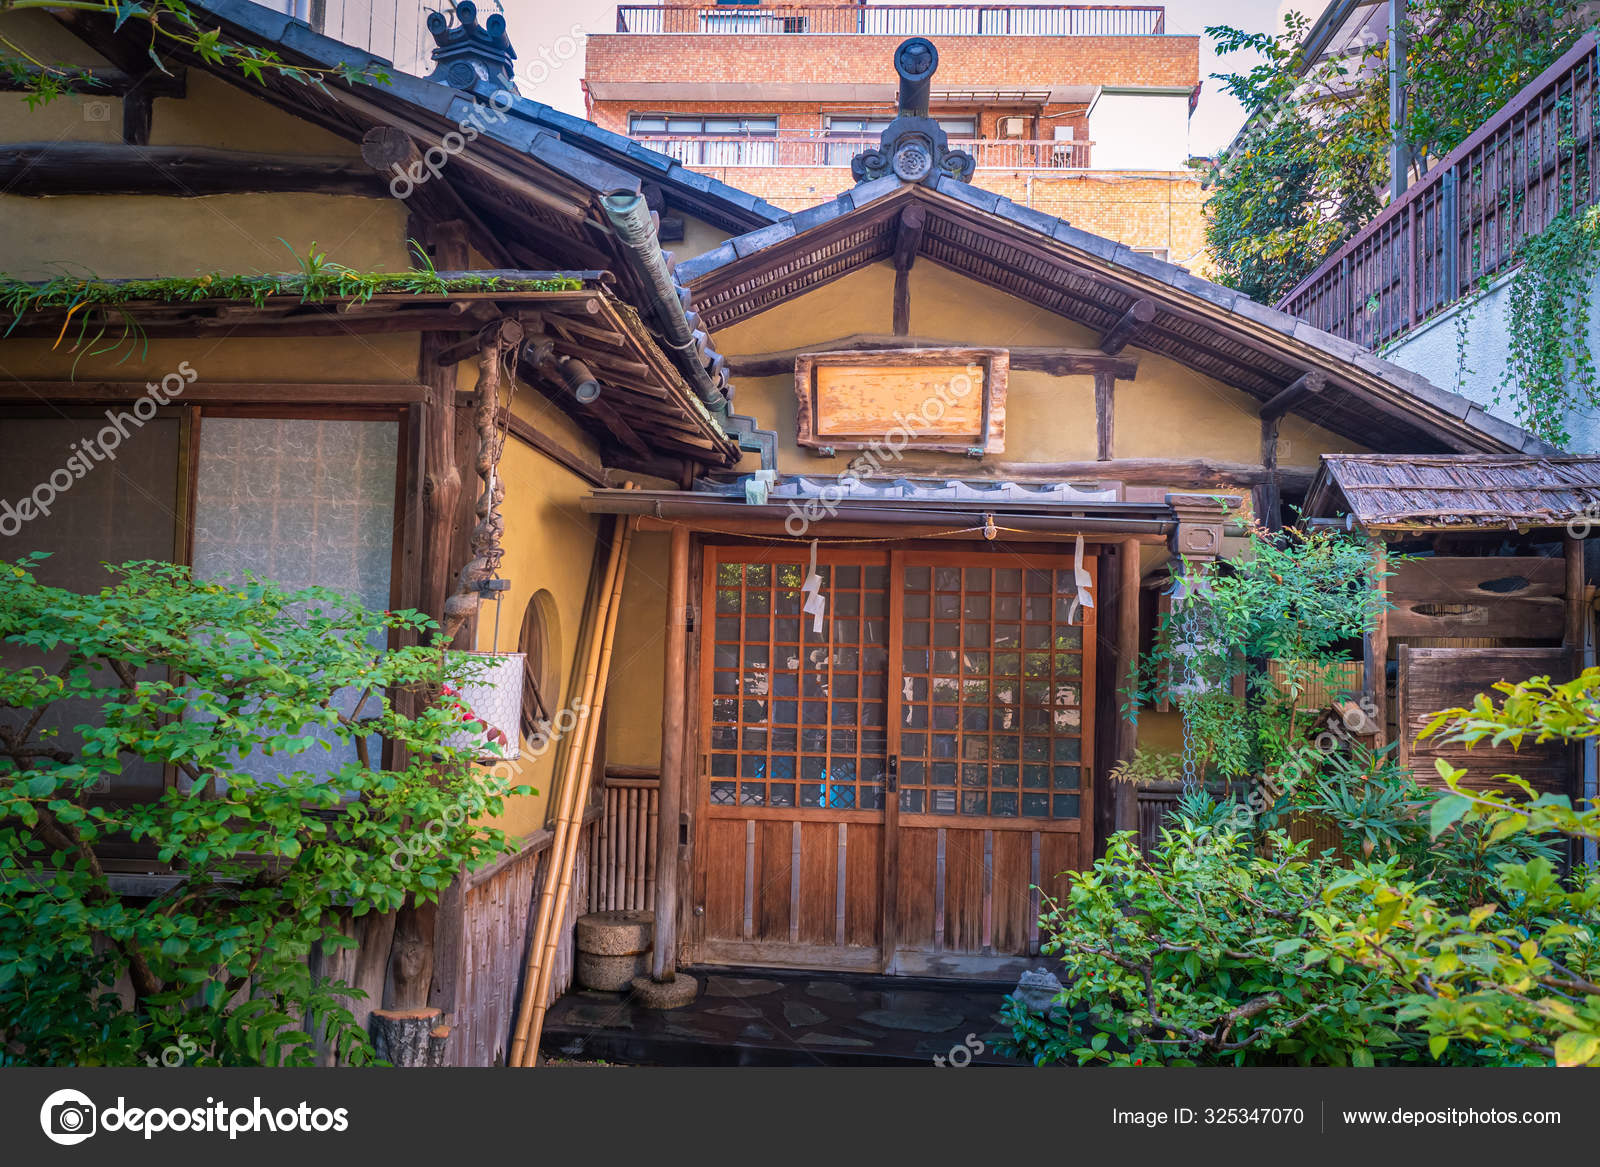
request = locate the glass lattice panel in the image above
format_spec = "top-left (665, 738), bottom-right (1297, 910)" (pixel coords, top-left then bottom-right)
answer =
top-left (708, 556), bottom-right (889, 811)
top-left (898, 562), bottom-right (1085, 819)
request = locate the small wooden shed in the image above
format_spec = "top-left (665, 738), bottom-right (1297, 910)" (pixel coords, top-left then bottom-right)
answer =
top-left (1305, 454), bottom-right (1600, 800)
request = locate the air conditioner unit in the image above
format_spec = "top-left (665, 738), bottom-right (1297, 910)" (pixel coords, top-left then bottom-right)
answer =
top-left (997, 117), bottom-right (1028, 139)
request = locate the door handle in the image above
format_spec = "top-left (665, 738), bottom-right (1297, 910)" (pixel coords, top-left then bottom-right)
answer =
top-left (886, 754), bottom-right (899, 794)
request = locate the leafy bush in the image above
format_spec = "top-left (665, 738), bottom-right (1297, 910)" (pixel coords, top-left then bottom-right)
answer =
top-left (0, 556), bottom-right (530, 1066)
top-left (1312, 669), bottom-right (1600, 1067)
top-left (1001, 821), bottom-right (1407, 1066)
top-left (1278, 743), bottom-right (1556, 904)
top-left (1128, 526), bottom-right (1383, 785)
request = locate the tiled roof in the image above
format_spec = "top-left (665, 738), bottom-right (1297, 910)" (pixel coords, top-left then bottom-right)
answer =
top-left (676, 174), bottom-right (1556, 459)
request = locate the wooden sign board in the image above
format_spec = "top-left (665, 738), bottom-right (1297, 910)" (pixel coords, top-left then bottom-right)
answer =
top-left (794, 347), bottom-right (1007, 455)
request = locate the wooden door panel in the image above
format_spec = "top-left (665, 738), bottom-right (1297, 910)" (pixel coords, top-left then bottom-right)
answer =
top-left (1039, 831), bottom-right (1078, 906)
top-left (893, 827), bottom-right (940, 950)
top-left (756, 819), bottom-right (792, 940)
top-left (701, 818), bottom-right (749, 941)
top-left (696, 545), bottom-right (890, 968)
top-left (990, 830), bottom-right (1034, 956)
top-left (796, 821), bottom-right (839, 946)
top-left (942, 828), bottom-right (986, 952)
top-left (843, 823), bottom-right (883, 947)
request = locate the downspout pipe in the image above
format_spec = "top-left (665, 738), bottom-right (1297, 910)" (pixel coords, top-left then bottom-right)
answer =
top-left (601, 191), bottom-right (729, 415)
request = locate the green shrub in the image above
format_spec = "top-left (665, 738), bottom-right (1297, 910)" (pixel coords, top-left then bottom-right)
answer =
top-left (0, 556), bottom-right (530, 1066)
top-left (1312, 669), bottom-right (1600, 1067)
top-left (1000, 821), bottom-right (1408, 1066)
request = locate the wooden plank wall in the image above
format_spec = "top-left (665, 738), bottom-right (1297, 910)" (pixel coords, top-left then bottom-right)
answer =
top-left (696, 813), bottom-right (885, 971)
top-left (1398, 646), bottom-right (1574, 796)
top-left (1386, 557), bottom-right (1566, 641)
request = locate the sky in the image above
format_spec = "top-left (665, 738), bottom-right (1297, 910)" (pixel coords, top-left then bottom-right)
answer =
top-left (502, 0), bottom-right (1311, 156)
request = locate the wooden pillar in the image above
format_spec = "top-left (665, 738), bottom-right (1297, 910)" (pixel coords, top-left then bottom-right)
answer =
top-left (1163, 493), bottom-right (1238, 798)
top-left (1565, 535), bottom-right (1585, 658)
top-left (1259, 414), bottom-right (1281, 530)
top-left (396, 218), bottom-right (470, 1064)
top-left (416, 219), bottom-right (472, 648)
top-left (1365, 540), bottom-right (1390, 748)
top-left (1110, 538), bottom-right (1142, 839)
top-left (1094, 373), bottom-right (1115, 462)
top-left (652, 525), bottom-right (690, 981)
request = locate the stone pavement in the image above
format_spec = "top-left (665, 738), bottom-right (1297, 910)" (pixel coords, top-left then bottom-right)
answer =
top-left (542, 967), bottom-right (1035, 1066)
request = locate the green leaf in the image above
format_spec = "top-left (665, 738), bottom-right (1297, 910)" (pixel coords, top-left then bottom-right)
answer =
top-left (1553, 1031), bottom-right (1599, 1068)
top-left (1429, 794), bottom-right (1473, 838)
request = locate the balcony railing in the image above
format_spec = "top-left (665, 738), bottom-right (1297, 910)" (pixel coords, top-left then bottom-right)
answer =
top-left (614, 5), bottom-right (1166, 36)
top-left (1279, 33), bottom-right (1600, 350)
top-left (633, 132), bottom-right (1094, 169)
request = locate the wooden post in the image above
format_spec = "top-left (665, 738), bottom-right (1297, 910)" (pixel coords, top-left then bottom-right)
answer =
top-left (1259, 413), bottom-right (1281, 530)
top-left (370, 1009), bottom-right (449, 1067)
top-left (388, 897), bottom-right (437, 1012)
top-left (1367, 540), bottom-right (1390, 748)
top-left (652, 525), bottom-right (690, 981)
top-left (1111, 539), bottom-right (1141, 836)
top-left (1094, 372), bottom-right (1115, 461)
top-left (417, 220), bottom-right (471, 649)
top-left (891, 204), bottom-right (924, 337)
top-left (1565, 535), bottom-right (1585, 658)
top-left (385, 219), bottom-right (469, 1065)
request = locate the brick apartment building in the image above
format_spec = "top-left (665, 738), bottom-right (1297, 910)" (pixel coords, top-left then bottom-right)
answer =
top-left (582, 1), bottom-right (1208, 270)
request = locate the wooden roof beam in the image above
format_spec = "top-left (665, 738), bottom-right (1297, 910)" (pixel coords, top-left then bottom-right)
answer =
top-left (893, 203), bottom-right (927, 273)
top-left (1260, 371), bottom-right (1328, 421)
top-left (1098, 298), bottom-right (1157, 356)
top-left (0, 142), bottom-right (386, 198)
top-left (0, 66), bottom-right (185, 99)
top-left (725, 333), bottom-right (1136, 379)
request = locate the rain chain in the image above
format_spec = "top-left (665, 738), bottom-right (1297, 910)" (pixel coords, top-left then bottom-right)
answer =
top-left (1170, 563), bottom-right (1209, 795)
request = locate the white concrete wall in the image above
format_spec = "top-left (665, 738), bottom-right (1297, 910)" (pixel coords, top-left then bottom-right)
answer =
top-left (1379, 267), bottom-right (1600, 453)
top-left (1086, 91), bottom-right (1191, 172)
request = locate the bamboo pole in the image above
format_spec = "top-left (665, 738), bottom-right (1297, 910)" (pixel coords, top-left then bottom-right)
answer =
top-left (506, 514), bottom-right (631, 1066)
top-left (506, 518), bottom-right (621, 1062)
top-left (522, 515), bottom-right (635, 1064)
top-left (510, 515), bottom-right (636, 1066)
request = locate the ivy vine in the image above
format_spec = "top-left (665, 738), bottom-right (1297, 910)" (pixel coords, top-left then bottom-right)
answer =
top-left (0, 240), bottom-right (583, 370)
top-left (0, 0), bottom-right (391, 105)
top-left (1497, 207), bottom-right (1600, 447)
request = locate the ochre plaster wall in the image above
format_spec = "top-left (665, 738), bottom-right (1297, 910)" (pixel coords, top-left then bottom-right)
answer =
top-left (0, 12), bottom-right (410, 281)
top-left (473, 395), bottom-right (608, 838)
top-left (710, 262), bottom-right (1360, 478)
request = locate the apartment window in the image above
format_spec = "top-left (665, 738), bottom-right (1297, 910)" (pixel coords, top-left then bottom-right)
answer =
top-left (823, 117), bottom-right (976, 164)
top-left (702, 0), bottom-right (805, 32)
top-left (630, 115), bottom-right (779, 166)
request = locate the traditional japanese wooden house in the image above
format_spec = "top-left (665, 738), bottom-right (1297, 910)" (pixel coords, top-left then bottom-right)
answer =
top-left (585, 38), bottom-right (1574, 986)
top-left (0, 5), bottom-right (1584, 1065)
top-left (0, 0), bottom-right (774, 1065)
